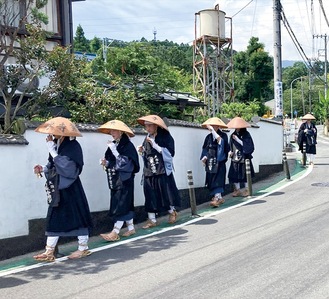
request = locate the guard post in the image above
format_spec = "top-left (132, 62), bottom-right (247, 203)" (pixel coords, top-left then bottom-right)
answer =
top-left (187, 170), bottom-right (199, 217)
top-left (302, 142), bottom-right (307, 166)
top-left (282, 150), bottom-right (291, 180)
top-left (245, 159), bottom-right (252, 197)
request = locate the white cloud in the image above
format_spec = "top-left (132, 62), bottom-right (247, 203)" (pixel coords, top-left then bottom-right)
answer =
top-left (72, 0), bottom-right (329, 61)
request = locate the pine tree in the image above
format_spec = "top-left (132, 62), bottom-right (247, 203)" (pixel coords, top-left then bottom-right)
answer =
top-left (73, 24), bottom-right (90, 53)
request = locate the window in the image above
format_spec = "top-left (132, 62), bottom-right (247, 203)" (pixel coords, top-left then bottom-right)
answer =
top-left (38, 0), bottom-right (59, 34)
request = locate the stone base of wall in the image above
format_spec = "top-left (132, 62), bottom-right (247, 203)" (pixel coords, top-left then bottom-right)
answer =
top-left (0, 163), bottom-right (282, 261)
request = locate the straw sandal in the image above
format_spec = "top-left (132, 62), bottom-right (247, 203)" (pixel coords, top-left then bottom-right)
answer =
top-left (210, 197), bottom-right (225, 207)
top-left (122, 229), bottom-right (136, 237)
top-left (241, 189), bottom-right (250, 197)
top-left (168, 210), bottom-right (178, 224)
top-left (33, 246), bottom-right (55, 262)
top-left (142, 219), bottom-right (158, 229)
top-left (67, 249), bottom-right (91, 259)
top-left (100, 230), bottom-right (120, 241)
top-left (232, 189), bottom-right (242, 197)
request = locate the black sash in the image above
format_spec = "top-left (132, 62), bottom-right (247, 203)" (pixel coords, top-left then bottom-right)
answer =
top-left (45, 167), bottom-right (60, 207)
top-left (143, 140), bottom-right (165, 176)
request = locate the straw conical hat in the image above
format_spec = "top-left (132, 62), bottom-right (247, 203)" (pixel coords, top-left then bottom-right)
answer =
top-left (35, 117), bottom-right (82, 137)
top-left (202, 117), bottom-right (228, 129)
top-left (137, 115), bottom-right (169, 131)
top-left (301, 113), bottom-right (316, 120)
top-left (97, 120), bottom-right (135, 137)
top-left (226, 117), bottom-right (251, 129)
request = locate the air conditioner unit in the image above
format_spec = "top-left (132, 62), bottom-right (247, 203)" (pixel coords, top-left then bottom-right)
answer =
top-left (3, 64), bottom-right (50, 95)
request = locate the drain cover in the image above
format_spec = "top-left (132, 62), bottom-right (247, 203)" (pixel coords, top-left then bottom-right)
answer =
top-left (311, 182), bottom-right (329, 187)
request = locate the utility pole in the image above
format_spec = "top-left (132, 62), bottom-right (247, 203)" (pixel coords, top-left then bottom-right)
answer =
top-left (313, 34), bottom-right (328, 99)
top-left (273, 0), bottom-right (283, 118)
top-left (102, 38), bottom-right (114, 72)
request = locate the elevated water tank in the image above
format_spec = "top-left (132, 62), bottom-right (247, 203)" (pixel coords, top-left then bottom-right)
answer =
top-left (198, 9), bottom-right (226, 39)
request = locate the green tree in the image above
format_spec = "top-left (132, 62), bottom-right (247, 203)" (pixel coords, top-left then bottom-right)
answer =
top-left (220, 101), bottom-right (260, 121)
top-left (73, 24), bottom-right (89, 53)
top-left (282, 62), bottom-right (308, 90)
top-left (0, 0), bottom-right (49, 133)
top-left (104, 42), bottom-right (192, 117)
top-left (89, 36), bottom-right (102, 54)
top-left (233, 37), bottom-right (273, 103)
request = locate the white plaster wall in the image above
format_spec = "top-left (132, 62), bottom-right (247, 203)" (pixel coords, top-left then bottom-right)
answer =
top-left (0, 119), bottom-right (283, 239)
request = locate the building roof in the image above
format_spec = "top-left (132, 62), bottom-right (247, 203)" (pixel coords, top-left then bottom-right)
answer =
top-left (155, 91), bottom-right (206, 108)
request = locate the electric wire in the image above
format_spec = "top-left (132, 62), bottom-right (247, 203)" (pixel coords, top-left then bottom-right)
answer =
top-left (318, 0), bottom-right (329, 27)
top-left (251, 0), bottom-right (257, 36)
top-left (280, 2), bottom-right (324, 83)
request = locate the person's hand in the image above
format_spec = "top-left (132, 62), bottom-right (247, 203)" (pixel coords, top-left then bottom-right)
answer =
top-left (206, 125), bottom-right (213, 131)
top-left (46, 134), bottom-right (53, 142)
top-left (99, 158), bottom-right (107, 166)
top-left (232, 134), bottom-right (243, 145)
top-left (137, 145), bottom-right (144, 155)
top-left (34, 165), bottom-right (43, 174)
top-left (304, 129), bottom-right (308, 133)
top-left (201, 156), bottom-right (207, 166)
top-left (208, 125), bottom-right (220, 140)
top-left (34, 165), bottom-right (43, 178)
top-left (228, 151), bottom-right (233, 158)
top-left (233, 134), bottom-right (240, 141)
top-left (146, 137), bottom-right (162, 153)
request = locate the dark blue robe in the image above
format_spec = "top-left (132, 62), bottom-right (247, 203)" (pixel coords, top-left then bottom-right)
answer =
top-left (200, 130), bottom-right (229, 197)
top-left (228, 129), bottom-right (255, 183)
top-left (45, 137), bottom-right (93, 236)
top-left (142, 127), bottom-right (181, 213)
top-left (104, 133), bottom-right (140, 221)
top-left (297, 122), bottom-right (317, 154)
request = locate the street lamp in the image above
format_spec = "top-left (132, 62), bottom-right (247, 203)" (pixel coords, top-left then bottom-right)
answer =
top-left (290, 76), bottom-right (304, 119)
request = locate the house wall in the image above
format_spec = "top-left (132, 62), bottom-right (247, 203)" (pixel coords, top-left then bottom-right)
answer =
top-left (0, 119), bottom-right (283, 259)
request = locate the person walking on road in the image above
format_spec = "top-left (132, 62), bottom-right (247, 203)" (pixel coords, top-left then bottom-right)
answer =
top-left (227, 117), bottom-right (255, 197)
top-left (297, 113), bottom-right (317, 165)
top-left (200, 117), bottom-right (229, 207)
top-left (98, 120), bottom-right (140, 241)
top-left (137, 115), bottom-right (181, 228)
top-left (33, 117), bottom-right (93, 261)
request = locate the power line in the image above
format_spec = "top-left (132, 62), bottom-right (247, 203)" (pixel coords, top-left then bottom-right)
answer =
top-left (318, 0), bottom-right (329, 27)
top-left (280, 2), bottom-right (324, 82)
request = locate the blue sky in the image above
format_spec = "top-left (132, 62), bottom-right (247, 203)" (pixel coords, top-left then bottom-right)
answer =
top-left (72, 0), bottom-right (329, 61)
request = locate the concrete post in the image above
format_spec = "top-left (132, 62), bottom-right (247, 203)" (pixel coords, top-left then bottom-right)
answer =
top-left (245, 159), bottom-right (252, 197)
top-left (187, 170), bottom-right (199, 216)
top-left (282, 150), bottom-right (291, 180)
top-left (302, 143), bottom-right (307, 166)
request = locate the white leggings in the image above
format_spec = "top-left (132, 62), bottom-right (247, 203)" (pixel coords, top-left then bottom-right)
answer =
top-left (46, 235), bottom-right (89, 251)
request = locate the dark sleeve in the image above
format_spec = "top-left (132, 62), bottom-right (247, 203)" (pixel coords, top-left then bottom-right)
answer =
top-left (156, 131), bottom-right (175, 157)
top-left (222, 132), bottom-right (230, 155)
top-left (200, 134), bottom-right (211, 160)
top-left (53, 155), bottom-right (79, 189)
top-left (242, 132), bottom-right (254, 155)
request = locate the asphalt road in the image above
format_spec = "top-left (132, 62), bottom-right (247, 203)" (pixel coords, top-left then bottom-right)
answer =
top-left (1, 135), bottom-right (329, 299)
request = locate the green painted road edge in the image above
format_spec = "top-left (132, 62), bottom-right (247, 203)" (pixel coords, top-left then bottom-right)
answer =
top-left (0, 159), bottom-right (307, 274)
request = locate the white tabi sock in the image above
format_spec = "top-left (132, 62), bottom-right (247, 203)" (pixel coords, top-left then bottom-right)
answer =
top-left (234, 183), bottom-right (240, 190)
top-left (148, 212), bottom-right (157, 223)
top-left (168, 206), bottom-right (176, 214)
top-left (215, 193), bottom-right (222, 199)
top-left (78, 235), bottom-right (89, 251)
top-left (126, 219), bottom-right (134, 231)
top-left (113, 221), bottom-right (124, 234)
top-left (46, 236), bottom-right (59, 249)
